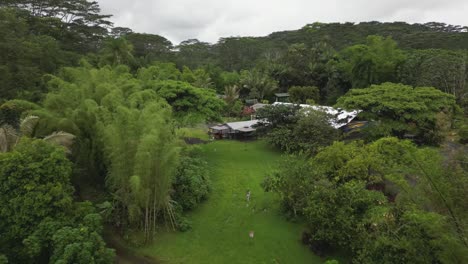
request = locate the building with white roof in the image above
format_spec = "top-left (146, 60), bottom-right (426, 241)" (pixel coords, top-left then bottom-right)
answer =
top-left (272, 102), bottom-right (361, 129)
top-left (209, 120), bottom-right (260, 139)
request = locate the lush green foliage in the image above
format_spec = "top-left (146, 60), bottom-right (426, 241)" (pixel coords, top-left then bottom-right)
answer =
top-left (0, 8), bottom-right (78, 101)
top-left (0, 139), bottom-right (114, 263)
top-left (459, 125), bottom-right (468, 144)
top-left (172, 146), bottom-right (211, 212)
top-left (33, 65), bottom-right (187, 239)
top-left (1, 0), bottom-right (112, 53)
top-left (340, 36), bottom-right (406, 88)
top-left (139, 140), bottom-right (322, 263)
top-left (148, 80), bottom-right (224, 123)
top-left (289, 86), bottom-right (320, 104)
top-left (239, 69), bottom-right (279, 100)
top-left (264, 137), bottom-right (468, 262)
top-left (336, 82), bottom-right (458, 144)
top-left (256, 105), bottom-right (339, 153)
top-left (2, 1), bottom-right (468, 262)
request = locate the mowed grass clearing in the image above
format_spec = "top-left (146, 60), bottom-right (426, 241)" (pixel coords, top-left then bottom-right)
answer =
top-left (139, 140), bottom-right (322, 264)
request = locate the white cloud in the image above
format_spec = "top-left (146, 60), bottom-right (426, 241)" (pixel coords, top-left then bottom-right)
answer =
top-left (97, 0), bottom-right (468, 44)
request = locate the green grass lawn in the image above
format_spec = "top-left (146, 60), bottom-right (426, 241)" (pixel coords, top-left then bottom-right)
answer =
top-left (138, 140), bottom-right (323, 264)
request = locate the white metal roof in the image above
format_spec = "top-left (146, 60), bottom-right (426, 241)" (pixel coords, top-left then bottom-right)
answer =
top-left (210, 125), bottom-right (229, 131)
top-left (272, 102), bottom-right (361, 129)
top-left (252, 103), bottom-right (268, 111)
top-left (226, 120), bottom-right (259, 132)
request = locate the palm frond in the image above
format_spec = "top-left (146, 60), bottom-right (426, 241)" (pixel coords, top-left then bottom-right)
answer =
top-left (0, 125), bottom-right (19, 153)
top-left (20, 115), bottom-right (39, 137)
top-left (43, 131), bottom-right (76, 153)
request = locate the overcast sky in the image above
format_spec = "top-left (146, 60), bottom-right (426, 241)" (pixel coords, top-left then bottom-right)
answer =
top-left (97, 0), bottom-right (468, 44)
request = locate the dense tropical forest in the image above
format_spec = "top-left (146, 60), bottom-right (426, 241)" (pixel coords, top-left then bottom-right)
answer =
top-left (0, 1), bottom-right (467, 263)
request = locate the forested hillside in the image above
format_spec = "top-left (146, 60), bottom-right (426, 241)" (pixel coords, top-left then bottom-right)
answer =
top-left (0, 1), bottom-right (467, 264)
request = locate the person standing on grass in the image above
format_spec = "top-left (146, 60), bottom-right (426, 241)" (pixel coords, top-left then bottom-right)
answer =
top-left (249, 230), bottom-right (254, 244)
top-left (246, 190), bottom-right (251, 203)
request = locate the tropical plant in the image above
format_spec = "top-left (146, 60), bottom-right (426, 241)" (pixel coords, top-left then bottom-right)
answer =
top-left (0, 115), bottom-right (74, 153)
top-left (336, 82), bottom-right (458, 144)
top-left (99, 37), bottom-right (135, 66)
top-left (240, 69), bottom-right (278, 100)
top-left (224, 85), bottom-right (240, 105)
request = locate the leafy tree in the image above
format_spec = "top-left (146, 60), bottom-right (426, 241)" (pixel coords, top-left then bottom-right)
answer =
top-left (2, 0), bottom-right (112, 52)
top-left (336, 82), bottom-right (458, 144)
top-left (0, 8), bottom-right (78, 101)
top-left (0, 139), bottom-right (114, 263)
top-left (175, 39), bottom-right (215, 69)
top-left (99, 37), bottom-right (135, 66)
top-left (172, 146), bottom-right (211, 211)
top-left (265, 137), bottom-right (468, 261)
top-left (398, 49), bottom-right (468, 108)
top-left (288, 86), bottom-right (320, 104)
top-left (34, 65), bottom-right (192, 239)
top-left (50, 218), bottom-right (114, 264)
top-left (137, 62), bottom-right (181, 81)
top-left (146, 80), bottom-right (225, 123)
top-left (126, 33), bottom-right (173, 62)
top-left (304, 180), bottom-right (387, 252)
top-left (223, 85), bottom-right (243, 117)
top-left (291, 109), bottom-right (339, 153)
top-left (216, 37), bottom-right (264, 71)
top-left (255, 104), bottom-right (302, 133)
top-left (274, 42), bottom-right (337, 91)
top-left (0, 138), bottom-right (72, 261)
top-left (0, 115), bottom-right (74, 153)
top-left (110, 27), bottom-right (133, 38)
top-left (24, 211), bottom-right (114, 264)
top-left (181, 67), bottom-right (214, 89)
top-left (256, 105), bottom-right (338, 153)
top-left (240, 69), bottom-right (278, 100)
top-left (262, 156), bottom-right (313, 217)
top-left (357, 207), bottom-right (467, 264)
top-left (223, 85), bottom-right (240, 105)
top-left (459, 125), bottom-right (468, 144)
top-left (340, 36), bottom-right (406, 88)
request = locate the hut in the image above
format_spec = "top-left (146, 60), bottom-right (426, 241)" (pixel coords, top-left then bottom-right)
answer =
top-left (209, 120), bottom-right (260, 139)
top-left (274, 93), bottom-right (289, 102)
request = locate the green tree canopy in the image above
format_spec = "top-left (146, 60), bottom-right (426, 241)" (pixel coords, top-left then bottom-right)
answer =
top-left (264, 137), bottom-right (468, 261)
top-left (0, 139), bottom-right (114, 263)
top-left (340, 36), bottom-right (406, 88)
top-left (288, 86), bottom-right (320, 104)
top-left (336, 82), bottom-right (458, 144)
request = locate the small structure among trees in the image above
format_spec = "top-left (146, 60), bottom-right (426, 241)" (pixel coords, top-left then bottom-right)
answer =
top-left (274, 93), bottom-right (290, 102)
top-left (209, 120), bottom-right (259, 139)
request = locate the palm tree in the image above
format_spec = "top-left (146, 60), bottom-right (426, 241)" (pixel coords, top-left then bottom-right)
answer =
top-left (0, 116), bottom-right (75, 153)
top-left (224, 85), bottom-right (240, 105)
top-left (100, 37), bottom-right (135, 66)
top-left (240, 69), bottom-right (278, 100)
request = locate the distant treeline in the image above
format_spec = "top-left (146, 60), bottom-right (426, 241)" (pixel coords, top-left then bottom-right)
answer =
top-left (1, 1), bottom-right (468, 108)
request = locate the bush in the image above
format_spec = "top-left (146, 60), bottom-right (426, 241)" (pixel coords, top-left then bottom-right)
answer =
top-left (176, 216), bottom-right (192, 232)
top-left (289, 86), bottom-right (320, 104)
top-left (172, 146), bottom-right (211, 211)
top-left (459, 125), bottom-right (468, 144)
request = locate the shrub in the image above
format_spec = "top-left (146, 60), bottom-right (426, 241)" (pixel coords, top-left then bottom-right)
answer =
top-left (289, 86), bottom-right (320, 104)
top-left (176, 216), bottom-right (192, 232)
top-left (459, 125), bottom-right (468, 144)
top-left (172, 146), bottom-right (211, 211)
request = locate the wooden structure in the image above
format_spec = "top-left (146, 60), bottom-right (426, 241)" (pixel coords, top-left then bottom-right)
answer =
top-left (209, 120), bottom-right (260, 139)
top-left (274, 93), bottom-right (289, 102)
